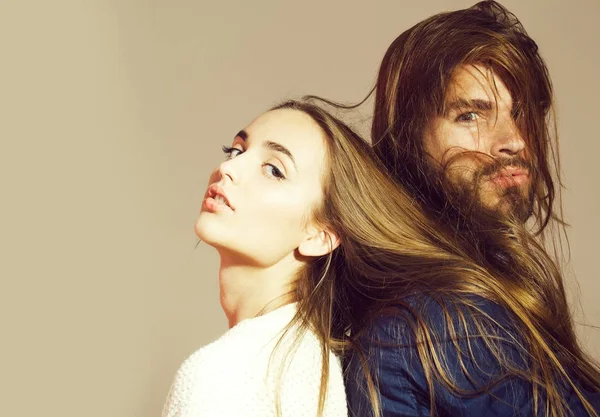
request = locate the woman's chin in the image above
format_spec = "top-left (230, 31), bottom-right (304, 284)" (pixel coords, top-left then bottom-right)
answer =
top-left (194, 217), bottom-right (218, 246)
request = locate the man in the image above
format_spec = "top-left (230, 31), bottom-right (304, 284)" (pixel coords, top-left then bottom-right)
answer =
top-left (345, 2), bottom-right (600, 416)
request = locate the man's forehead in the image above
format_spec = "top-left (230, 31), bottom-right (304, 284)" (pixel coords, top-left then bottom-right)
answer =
top-left (445, 65), bottom-right (513, 106)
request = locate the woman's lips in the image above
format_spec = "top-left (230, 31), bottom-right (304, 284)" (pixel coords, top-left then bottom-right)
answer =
top-left (203, 196), bottom-right (233, 213)
top-left (202, 183), bottom-right (234, 213)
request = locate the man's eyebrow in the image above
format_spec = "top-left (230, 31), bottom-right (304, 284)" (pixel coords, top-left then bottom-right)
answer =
top-left (445, 98), bottom-right (494, 114)
top-left (264, 140), bottom-right (297, 170)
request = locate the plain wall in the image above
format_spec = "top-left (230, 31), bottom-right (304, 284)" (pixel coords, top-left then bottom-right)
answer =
top-left (1, 1), bottom-right (598, 416)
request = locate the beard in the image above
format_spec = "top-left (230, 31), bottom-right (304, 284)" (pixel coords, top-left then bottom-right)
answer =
top-left (430, 155), bottom-right (535, 224)
top-left (494, 182), bottom-right (534, 223)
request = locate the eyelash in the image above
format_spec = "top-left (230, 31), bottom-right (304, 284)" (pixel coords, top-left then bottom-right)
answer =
top-left (220, 145), bottom-right (286, 181)
top-left (265, 165), bottom-right (285, 180)
top-left (222, 145), bottom-right (242, 159)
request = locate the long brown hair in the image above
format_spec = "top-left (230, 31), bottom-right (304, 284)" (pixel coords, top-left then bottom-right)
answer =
top-left (368, 2), bottom-right (600, 415)
top-left (370, 0), bottom-right (559, 237)
top-left (274, 95), bottom-right (598, 417)
top-left (297, 1), bottom-right (600, 416)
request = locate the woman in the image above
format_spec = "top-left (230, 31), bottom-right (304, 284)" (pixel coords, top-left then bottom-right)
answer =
top-left (161, 101), bottom-right (349, 417)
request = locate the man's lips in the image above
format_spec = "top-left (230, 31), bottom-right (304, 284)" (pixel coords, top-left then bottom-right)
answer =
top-left (489, 167), bottom-right (530, 187)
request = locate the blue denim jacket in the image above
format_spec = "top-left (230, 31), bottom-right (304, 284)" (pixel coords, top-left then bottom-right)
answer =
top-left (345, 295), bottom-right (600, 416)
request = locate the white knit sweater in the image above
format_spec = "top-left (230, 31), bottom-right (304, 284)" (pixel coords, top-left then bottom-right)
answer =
top-left (162, 303), bottom-right (348, 417)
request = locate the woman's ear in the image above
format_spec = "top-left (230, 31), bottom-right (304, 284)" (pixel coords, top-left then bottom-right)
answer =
top-left (298, 227), bottom-right (340, 257)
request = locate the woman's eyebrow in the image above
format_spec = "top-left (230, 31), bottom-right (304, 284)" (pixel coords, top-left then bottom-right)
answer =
top-left (264, 140), bottom-right (297, 171)
top-left (234, 130), bottom-right (248, 141)
top-left (234, 130), bottom-right (297, 171)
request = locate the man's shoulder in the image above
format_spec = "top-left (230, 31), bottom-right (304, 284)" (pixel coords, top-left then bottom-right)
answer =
top-left (361, 293), bottom-right (518, 346)
top-left (348, 294), bottom-right (534, 415)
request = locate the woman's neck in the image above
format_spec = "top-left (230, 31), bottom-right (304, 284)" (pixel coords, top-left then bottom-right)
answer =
top-left (218, 252), bottom-right (298, 328)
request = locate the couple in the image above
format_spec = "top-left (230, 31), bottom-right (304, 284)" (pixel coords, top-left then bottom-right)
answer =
top-left (163, 2), bottom-right (600, 416)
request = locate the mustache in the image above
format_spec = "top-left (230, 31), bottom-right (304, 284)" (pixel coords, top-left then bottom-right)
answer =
top-left (479, 156), bottom-right (531, 177)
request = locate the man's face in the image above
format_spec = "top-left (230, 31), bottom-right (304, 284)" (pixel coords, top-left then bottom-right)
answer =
top-left (423, 64), bottom-right (533, 221)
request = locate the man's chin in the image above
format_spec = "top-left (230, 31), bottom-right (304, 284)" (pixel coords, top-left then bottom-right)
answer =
top-left (481, 187), bottom-right (534, 223)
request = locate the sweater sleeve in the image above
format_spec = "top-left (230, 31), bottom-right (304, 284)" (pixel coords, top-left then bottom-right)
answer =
top-left (345, 295), bottom-right (537, 417)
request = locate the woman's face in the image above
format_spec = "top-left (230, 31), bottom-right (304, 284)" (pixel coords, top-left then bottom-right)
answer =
top-left (195, 108), bottom-right (329, 267)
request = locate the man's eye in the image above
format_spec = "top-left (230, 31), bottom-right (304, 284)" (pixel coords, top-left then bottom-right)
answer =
top-left (456, 112), bottom-right (479, 122)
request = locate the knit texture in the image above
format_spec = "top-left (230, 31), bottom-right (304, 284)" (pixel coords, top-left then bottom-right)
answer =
top-left (162, 303), bottom-right (348, 417)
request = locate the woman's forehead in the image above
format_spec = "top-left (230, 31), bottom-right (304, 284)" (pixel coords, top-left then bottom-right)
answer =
top-left (244, 109), bottom-right (327, 166)
top-left (246, 109), bottom-right (320, 141)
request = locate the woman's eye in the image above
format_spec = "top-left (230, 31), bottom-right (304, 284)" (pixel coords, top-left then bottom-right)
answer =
top-left (264, 164), bottom-right (285, 180)
top-left (222, 145), bottom-right (243, 160)
top-left (456, 112), bottom-right (479, 122)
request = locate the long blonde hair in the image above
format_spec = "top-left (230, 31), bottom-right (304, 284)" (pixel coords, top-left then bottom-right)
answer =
top-left (271, 98), bottom-right (600, 417)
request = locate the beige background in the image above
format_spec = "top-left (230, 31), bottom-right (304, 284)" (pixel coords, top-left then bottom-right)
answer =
top-left (1, 1), bottom-right (598, 416)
